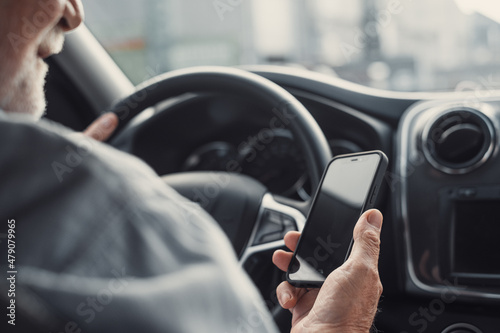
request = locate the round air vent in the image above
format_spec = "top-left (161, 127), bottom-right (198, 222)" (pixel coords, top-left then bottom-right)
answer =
top-left (422, 107), bottom-right (496, 174)
top-left (441, 323), bottom-right (482, 333)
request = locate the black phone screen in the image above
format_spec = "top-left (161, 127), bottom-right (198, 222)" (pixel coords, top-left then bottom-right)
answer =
top-left (288, 153), bottom-right (382, 284)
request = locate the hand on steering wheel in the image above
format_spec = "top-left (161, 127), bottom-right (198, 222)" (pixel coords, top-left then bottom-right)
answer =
top-left (83, 112), bottom-right (119, 141)
top-left (272, 209), bottom-right (384, 333)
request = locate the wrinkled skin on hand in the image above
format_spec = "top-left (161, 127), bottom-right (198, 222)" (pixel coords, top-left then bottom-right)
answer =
top-left (273, 209), bottom-right (384, 333)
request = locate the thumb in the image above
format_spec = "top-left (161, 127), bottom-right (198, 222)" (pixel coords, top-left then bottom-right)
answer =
top-left (348, 209), bottom-right (383, 267)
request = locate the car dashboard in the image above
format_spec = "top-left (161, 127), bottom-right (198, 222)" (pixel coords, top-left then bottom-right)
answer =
top-left (45, 58), bottom-right (500, 332)
top-left (113, 88), bottom-right (392, 200)
top-left (397, 98), bottom-right (500, 299)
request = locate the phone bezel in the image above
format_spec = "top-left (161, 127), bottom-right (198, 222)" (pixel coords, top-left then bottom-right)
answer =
top-left (286, 150), bottom-right (388, 288)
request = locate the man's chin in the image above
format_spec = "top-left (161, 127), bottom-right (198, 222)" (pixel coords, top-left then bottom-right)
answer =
top-left (1, 96), bottom-right (46, 120)
top-left (14, 106), bottom-right (45, 120)
top-left (0, 61), bottom-right (48, 120)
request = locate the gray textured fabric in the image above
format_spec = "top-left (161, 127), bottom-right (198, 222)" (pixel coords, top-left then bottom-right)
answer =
top-left (0, 111), bottom-right (278, 333)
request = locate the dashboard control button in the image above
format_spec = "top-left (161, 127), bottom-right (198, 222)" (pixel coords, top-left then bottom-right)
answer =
top-left (253, 209), bottom-right (297, 245)
top-left (458, 188), bottom-right (477, 198)
top-left (260, 232), bottom-right (283, 243)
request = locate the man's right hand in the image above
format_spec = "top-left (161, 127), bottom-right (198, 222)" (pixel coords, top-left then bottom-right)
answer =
top-left (272, 209), bottom-right (384, 333)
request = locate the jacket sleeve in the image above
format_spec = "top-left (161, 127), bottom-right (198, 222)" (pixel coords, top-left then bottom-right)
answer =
top-left (0, 114), bottom-right (279, 333)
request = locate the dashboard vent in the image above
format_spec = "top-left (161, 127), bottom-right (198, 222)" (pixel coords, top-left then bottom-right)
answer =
top-left (422, 107), bottom-right (496, 174)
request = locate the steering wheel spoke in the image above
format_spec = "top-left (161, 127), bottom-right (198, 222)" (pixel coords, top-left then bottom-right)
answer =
top-left (240, 193), bottom-right (305, 265)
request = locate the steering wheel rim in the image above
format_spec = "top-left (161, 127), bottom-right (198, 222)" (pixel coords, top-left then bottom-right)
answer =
top-left (107, 66), bottom-right (331, 189)
top-left (108, 66), bottom-right (330, 332)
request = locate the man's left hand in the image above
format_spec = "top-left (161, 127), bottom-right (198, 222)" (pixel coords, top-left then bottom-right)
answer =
top-left (83, 112), bottom-right (119, 142)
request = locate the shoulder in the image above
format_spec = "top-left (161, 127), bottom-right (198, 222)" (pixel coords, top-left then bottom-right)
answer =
top-left (0, 114), bottom-right (219, 269)
top-left (0, 114), bottom-right (179, 230)
top-left (0, 113), bottom-right (157, 185)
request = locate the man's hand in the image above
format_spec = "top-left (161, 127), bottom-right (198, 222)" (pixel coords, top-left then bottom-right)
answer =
top-left (272, 209), bottom-right (384, 333)
top-left (83, 112), bottom-right (119, 142)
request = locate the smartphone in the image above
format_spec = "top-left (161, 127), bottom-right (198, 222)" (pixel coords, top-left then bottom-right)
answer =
top-left (286, 150), bottom-right (388, 287)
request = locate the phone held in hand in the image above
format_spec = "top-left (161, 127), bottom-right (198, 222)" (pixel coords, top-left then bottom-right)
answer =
top-left (286, 150), bottom-right (388, 288)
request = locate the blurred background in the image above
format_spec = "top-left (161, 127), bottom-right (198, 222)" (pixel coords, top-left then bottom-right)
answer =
top-left (84, 0), bottom-right (500, 92)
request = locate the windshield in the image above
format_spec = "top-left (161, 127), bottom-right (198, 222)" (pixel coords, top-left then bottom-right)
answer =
top-left (84, 0), bottom-right (500, 92)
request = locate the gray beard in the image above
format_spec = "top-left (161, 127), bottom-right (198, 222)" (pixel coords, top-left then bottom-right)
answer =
top-left (0, 62), bottom-right (47, 120)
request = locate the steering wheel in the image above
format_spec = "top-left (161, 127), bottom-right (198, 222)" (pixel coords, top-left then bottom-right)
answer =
top-left (107, 66), bottom-right (331, 261)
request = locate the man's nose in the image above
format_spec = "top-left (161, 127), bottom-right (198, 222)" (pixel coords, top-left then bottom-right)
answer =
top-left (61, 0), bottom-right (84, 32)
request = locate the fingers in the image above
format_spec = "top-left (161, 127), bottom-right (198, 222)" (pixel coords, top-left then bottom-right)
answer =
top-left (272, 231), bottom-right (300, 272)
top-left (272, 250), bottom-right (293, 272)
top-left (348, 209), bottom-right (383, 268)
top-left (284, 231), bottom-right (301, 251)
top-left (83, 113), bottom-right (119, 142)
top-left (273, 232), bottom-right (306, 310)
top-left (276, 281), bottom-right (299, 309)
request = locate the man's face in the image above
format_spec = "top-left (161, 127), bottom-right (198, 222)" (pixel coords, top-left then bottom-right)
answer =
top-left (0, 0), bottom-right (83, 119)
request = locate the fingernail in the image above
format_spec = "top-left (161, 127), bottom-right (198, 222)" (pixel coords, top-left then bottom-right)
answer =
top-left (367, 210), bottom-right (383, 229)
top-left (279, 292), bottom-right (291, 306)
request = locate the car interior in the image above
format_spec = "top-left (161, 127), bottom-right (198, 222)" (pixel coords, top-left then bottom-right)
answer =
top-left (30, 1), bottom-right (500, 332)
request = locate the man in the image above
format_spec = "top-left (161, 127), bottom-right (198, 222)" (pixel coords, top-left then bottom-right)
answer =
top-left (0, 1), bottom-right (383, 332)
